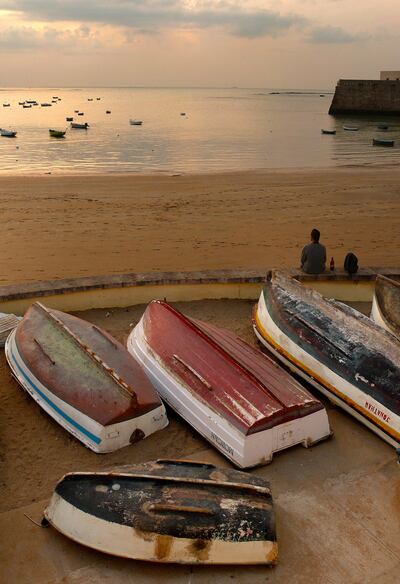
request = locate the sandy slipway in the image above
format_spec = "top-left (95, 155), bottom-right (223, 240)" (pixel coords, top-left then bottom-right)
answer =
top-left (1, 299), bottom-right (399, 583)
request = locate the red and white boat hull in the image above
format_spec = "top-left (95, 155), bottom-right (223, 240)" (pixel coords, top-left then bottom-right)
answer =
top-left (6, 328), bottom-right (168, 453)
top-left (128, 317), bottom-right (330, 468)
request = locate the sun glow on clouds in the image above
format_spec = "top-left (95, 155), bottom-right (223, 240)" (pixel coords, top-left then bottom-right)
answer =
top-left (0, 1), bottom-right (399, 86)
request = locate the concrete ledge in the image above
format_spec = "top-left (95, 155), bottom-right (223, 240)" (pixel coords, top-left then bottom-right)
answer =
top-left (0, 267), bottom-right (398, 314)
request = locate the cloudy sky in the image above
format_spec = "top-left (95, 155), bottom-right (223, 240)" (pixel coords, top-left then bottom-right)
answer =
top-left (0, 0), bottom-right (399, 88)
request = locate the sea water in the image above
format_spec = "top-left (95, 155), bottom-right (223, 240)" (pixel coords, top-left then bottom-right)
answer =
top-left (0, 86), bottom-right (399, 174)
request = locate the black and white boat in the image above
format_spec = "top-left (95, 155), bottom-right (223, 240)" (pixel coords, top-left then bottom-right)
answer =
top-left (253, 272), bottom-right (400, 449)
top-left (44, 459), bottom-right (278, 564)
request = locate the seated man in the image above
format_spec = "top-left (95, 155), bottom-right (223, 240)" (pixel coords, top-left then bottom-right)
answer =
top-left (301, 228), bottom-right (326, 274)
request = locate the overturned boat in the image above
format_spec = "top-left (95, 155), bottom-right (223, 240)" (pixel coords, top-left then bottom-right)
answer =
top-left (371, 274), bottom-right (400, 340)
top-left (44, 459), bottom-right (277, 564)
top-left (0, 312), bottom-right (21, 347)
top-left (127, 300), bottom-right (331, 468)
top-left (5, 302), bottom-right (167, 452)
top-left (253, 272), bottom-right (400, 449)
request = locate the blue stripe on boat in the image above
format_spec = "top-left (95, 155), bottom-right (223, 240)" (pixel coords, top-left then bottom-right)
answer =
top-left (10, 348), bottom-right (101, 445)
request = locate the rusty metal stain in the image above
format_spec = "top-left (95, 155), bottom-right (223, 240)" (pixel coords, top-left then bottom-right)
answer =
top-left (155, 534), bottom-right (173, 560)
top-left (189, 538), bottom-right (211, 561)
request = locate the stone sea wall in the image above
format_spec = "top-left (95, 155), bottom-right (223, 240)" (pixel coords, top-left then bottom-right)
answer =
top-left (329, 79), bottom-right (400, 114)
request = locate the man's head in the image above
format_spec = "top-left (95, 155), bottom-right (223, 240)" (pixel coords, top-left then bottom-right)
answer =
top-left (311, 228), bottom-right (320, 243)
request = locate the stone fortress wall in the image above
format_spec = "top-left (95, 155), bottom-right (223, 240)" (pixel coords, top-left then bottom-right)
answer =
top-left (329, 71), bottom-right (400, 114)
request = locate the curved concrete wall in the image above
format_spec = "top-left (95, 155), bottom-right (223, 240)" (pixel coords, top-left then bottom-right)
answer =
top-left (0, 268), bottom-right (399, 315)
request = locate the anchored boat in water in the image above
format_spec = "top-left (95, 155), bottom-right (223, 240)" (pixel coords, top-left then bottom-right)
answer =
top-left (372, 138), bottom-right (395, 147)
top-left (44, 459), bottom-right (277, 564)
top-left (127, 300), bottom-right (331, 468)
top-left (49, 129), bottom-right (66, 138)
top-left (71, 122), bottom-right (89, 129)
top-left (371, 275), bottom-right (400, 340)
top-left (5, 302), bottom-right (168, 452)
top-left (253, 272), bottom-right (400, 449)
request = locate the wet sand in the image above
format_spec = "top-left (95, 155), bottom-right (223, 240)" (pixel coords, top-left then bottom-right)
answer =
top-left (0, 168), bottom-right (399, 286)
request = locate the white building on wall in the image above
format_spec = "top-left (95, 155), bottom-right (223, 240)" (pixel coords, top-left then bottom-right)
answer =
top-left (380, 71), bottom-right (400, 81)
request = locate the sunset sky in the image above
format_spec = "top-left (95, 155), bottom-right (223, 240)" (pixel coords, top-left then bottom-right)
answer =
top-left (0, 1), bottom-right (399, 88)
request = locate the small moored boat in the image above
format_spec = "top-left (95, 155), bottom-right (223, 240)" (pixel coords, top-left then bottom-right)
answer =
top-left (321, 129), bottom-right (336, 135)
top-left (253, 272), bottom-right (400, 449)
top-left (343, 125), bottom-right (358, 131)
top-left (377, 124), bottom-right (389, 130)
top-left (49, 129), bottom-right (66, 138)
top-left (43, 459), bottom-right (277, 564)
top-left (128, 300), bottom-right (331, 468)
top-left (3, 103), bottom-right (10, 107)
top-left (41, 103), bottom-right (52, 107)
top-left (106, 110), bottom-right (111, 114)
top-left (371, 275), bottom-right (400, 340)
top-left (66, 117), bottom-right (73, 122)
top-left (23, 104), bottom-right (31, 108)
top-left (373, 138), bottom-right (394, 147)
top-left (5, 302), bottom-right (168, 452)
top-left (1, 129), bottom-right (17, 137)
top-left (129, 119), bottom-right (143, 125)
top-left (71, 122), bottom-right (89, 129)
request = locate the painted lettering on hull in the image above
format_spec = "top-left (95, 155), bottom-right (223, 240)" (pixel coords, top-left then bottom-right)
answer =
top-left (210, 432), bottom-right (234, 457)
top-left (365, 401), bottom-right (391, 423)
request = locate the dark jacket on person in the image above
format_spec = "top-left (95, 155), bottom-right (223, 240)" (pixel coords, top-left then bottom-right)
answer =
top-left (301, 242), bottom-right (326, 274)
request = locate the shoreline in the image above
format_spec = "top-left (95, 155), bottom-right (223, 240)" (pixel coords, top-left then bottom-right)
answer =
top-left (1, 161), bottom-right (400, 178)
top-left (1, 167), bottom-right (399, 286)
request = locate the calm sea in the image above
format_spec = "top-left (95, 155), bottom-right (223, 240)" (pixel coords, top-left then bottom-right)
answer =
top-left (0, 87), bottom-right (399, 174)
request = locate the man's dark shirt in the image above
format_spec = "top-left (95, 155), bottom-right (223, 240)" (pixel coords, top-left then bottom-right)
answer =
top-left (301, 242), bottom-right (326, 274)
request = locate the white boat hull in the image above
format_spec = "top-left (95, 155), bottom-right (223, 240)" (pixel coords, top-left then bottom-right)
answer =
top-left (45, 492), bottom-right (277, 565)
top-left (5, 328), bottom-right (168, 453)
top-left (127, 319), bottom-right (331, 468)
top-left (370, 294), bottom-right (392, 334)
top-left (254, 292), bottom-right (400, 448)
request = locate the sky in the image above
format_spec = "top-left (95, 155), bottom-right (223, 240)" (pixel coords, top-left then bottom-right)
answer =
top-left (0, 0), bottom-right (399, 88)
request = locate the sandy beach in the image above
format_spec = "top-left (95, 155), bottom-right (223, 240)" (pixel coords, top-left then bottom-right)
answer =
top-left (1, 167), bottom-right (399, 583)
top-left (0, 167), bottom-right (399, 286)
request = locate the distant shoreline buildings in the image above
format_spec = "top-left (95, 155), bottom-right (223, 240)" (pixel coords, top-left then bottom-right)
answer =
top-left (329, 71), bottom-right (400, 115)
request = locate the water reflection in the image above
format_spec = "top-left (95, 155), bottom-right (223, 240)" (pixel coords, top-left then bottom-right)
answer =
top-left (0, 87), bottom-right (398, 174)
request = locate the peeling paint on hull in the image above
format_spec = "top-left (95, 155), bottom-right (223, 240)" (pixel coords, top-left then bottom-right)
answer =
top-left (127, 301), bottom-right (331, 468)
top-left (44, 460), bottom-right (278, 565)
top-left (253, 273), bottom-right (400, 449)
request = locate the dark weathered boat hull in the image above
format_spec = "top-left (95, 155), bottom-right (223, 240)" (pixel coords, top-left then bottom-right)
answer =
top-left (373, 138), bottom-right (394, 147)
top-left (44, 459), bottom-right (278, 564)
top-left (253, 273), bottom-right (400, 448)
